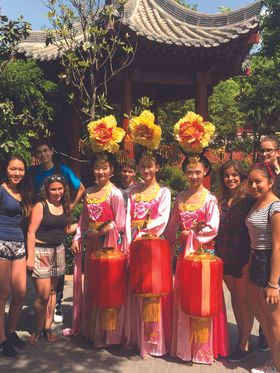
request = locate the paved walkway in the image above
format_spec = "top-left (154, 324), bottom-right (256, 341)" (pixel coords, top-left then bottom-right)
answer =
top-left (1, 276), bottom-right (271, 373)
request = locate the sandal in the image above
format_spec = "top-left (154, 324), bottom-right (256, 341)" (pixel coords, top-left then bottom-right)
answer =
top-left (27, 330), bottom-right (43, 345)
top-left (43, 329), bottom-right (57, 343)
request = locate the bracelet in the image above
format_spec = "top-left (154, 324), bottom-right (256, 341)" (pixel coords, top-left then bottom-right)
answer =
top-left (267, 281), bottom-right (280, 289)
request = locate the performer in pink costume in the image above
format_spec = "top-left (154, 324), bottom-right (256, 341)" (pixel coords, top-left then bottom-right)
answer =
top-left (124, 110), bottom-right (172, 357)
top-left (164, 154), bottom-right (229, 364)
top-left (125, 151), bottom-right (172, 357)
top-left (63, 152), bottom-right (126, 347)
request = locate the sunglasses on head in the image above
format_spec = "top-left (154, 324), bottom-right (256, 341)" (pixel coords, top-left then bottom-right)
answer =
top-left (46, 175), bottom-right (65, 183)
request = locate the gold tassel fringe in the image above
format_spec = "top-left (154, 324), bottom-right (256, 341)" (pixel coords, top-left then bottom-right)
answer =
top-left (100, 308), bottom-right (118, 331)
top-left (142, 297), bottom-right (160, 323)
top-left (190, 317), bottom-right (211, 344)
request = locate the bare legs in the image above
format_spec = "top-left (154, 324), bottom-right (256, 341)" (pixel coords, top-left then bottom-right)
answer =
top-left (0, 258), bottom-right (26, 343)
top-left (224, 274), bottom-right (254, 351)
top-left (31, 276), bottom-right (58, 342)
top-left (249, 282), bottom-right (280, 371)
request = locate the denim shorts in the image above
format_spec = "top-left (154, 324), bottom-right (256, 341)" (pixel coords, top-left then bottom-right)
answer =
top-left (249, 250), bottom-right (280, 288)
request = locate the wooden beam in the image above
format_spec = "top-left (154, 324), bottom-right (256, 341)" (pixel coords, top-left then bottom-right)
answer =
top-left (131, 70), bottom-right (195, 86)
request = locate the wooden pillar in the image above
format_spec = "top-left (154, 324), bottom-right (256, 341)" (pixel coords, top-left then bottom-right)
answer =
top-left (195, 73), bottom-right (209, 119)
top-left (195, 73), bottom-right (211, 190)
top-left (121, 70), bottom-right (134, 157)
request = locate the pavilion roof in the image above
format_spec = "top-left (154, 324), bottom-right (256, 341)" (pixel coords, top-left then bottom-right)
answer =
top-left (17, 0), bottom-right (263, 61)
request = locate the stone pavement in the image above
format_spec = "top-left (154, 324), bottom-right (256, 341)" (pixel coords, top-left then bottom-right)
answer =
top-left (1, 276), bottom-right (271, 373)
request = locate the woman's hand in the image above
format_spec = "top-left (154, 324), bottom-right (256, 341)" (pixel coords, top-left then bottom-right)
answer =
top-left (98, 222), bottom-right (113, 237)
top-left (264, 287), bottom-right (280, 304)
top-left (192, 221), bottom-right (206, 233)
top-left (72, 240), bottom-right (82, 254)
top-left (26, 257), bottom-right (35, 272)
top-left (179, 230), bottom-right (190, 245)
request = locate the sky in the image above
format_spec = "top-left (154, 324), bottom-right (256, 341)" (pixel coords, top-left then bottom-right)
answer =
top-left (1, 0), bottom-right (256, 30)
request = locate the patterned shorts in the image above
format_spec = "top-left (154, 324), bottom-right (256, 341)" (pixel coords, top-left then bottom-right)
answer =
top-left (31, 244), bottom-right (65, 279)
top-left (0, 240), bottom-right (25, 260)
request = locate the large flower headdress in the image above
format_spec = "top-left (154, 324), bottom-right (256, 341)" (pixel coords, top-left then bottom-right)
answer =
top-left (174, 111), bottom-right (215, 154)
top-left (88, 115), bottom-right (125, 154)
top-left (128, 110), bottom-right (162, 150)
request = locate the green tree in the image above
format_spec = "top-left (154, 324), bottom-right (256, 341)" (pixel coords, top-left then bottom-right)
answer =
top-left (45, 0), bottom-right (136, 123)
top-left (208, 78), bottom-right (245, 155)
top-left (0, 12), bottom-right (31, 73)
top-left (0, 60), bottom-right (59, 160)
top-left (238, 55), bottom-right (280, 160)
top-left (260, 0), bottom-right (280, 57)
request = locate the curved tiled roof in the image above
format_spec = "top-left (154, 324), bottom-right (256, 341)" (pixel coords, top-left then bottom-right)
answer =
top-left (17, 0), bottom-right (262, 60)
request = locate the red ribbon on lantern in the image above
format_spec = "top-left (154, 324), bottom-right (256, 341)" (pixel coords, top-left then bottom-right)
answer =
top-left (180, 251), bottom-right (223, 318)
top-left (130, 235), bottom-right (173, 322)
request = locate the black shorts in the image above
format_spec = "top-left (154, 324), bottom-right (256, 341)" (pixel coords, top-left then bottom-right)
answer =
top-left (223, 263), bottom-right (246, 278)
top-left (249, 250), bottom-right (280, 288)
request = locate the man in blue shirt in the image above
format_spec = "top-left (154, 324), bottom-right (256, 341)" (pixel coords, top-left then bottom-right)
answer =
top-left (30, 138), bottom-right (85, 207)
top-left (29, 138), bottom-right (85, 323)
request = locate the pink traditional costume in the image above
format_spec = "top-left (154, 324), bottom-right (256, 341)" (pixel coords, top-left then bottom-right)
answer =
top-left (124, 110), bottom-right (173, 357)
top-left (125, 183), bottom-right (172, 357)
top-left (63, 115), bottom-right (127, 347)
top-left (164, 190), bottom-right (229, 364)
top-left (164, 111), bottom-right (229, 364)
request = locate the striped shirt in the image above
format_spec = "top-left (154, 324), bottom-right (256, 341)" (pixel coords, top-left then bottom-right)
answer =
top-left (246, 201), bottom-right (280, 250)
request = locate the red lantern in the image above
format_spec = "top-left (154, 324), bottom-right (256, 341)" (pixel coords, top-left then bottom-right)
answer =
top-left (89, 248), bottom-right (127, 330)
top-left (129, 235), bottom-right (173, 322)
top-left (180, 251), bottom-right (223, 317)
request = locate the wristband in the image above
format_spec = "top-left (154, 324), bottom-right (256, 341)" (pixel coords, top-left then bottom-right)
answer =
top-left (267, 281), bottom-right (280, 290)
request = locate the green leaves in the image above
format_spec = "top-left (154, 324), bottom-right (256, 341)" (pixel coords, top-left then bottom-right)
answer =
top-left (0, 60), bottom-right (59, 159)
top-left (45, 0), bottom-right (136, 120)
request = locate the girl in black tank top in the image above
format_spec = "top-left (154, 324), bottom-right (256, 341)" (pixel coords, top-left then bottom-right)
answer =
top-left (26, 175), bottom-right (77, 344)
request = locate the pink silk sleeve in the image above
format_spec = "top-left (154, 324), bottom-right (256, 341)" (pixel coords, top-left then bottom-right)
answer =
top-left (193, 195), bottom-right (220, 245)
top-left (184, 194), bottom-right (220, 256)
top-left (73, 197), bottom-right (90, 242)
top-left (109, 187), bottom-right (126, 232)
top-left (104, 187), bottom-right (126, 251)
top-left (139, 187), bottom-right (171, 237)
top-left (164, 196), bottom-right (181, 250)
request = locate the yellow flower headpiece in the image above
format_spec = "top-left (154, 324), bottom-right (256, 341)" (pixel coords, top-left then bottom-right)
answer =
top-left (174, 111), bottom-right (215, 153)
top-left (88, 115), bottom-right (125, 154)
top-left (128, 110), bottom-right (162, 150)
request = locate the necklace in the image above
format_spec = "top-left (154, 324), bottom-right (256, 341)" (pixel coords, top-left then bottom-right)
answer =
top-left (133, 183), bottom-right (160, 203)
top-left (86, 182), bottom-right (113, 204)
top-left (179, 188), bottom-right (208, 212)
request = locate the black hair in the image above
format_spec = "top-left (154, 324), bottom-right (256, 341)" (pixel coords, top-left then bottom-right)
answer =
top-left (32, 137), bottom-right (53, 153)
top-left (134, 145), bottom-right (164, 167)
top-left (89, 151), bottom-right (117, 172)
top-left (121, 158), bottom-right (136, 171)
top-left (249, 162), bottom-right (276, 182)
top-left (182, 153), bottom-right (212, 176)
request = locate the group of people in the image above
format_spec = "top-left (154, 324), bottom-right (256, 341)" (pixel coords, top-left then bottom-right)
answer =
top-left (0, 134), bottom-right (280, 373)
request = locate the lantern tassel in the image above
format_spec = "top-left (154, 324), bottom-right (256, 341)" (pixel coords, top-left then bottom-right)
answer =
top-left (100, 308), bottom-right (118, 331)
top-left (142, 297), bottom-right (160, 323)
top-left (190, 317), bottom-right (211, 344)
